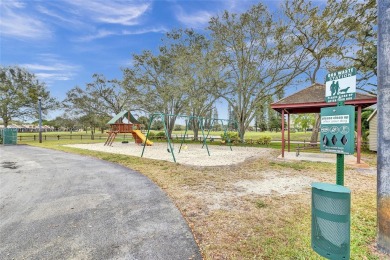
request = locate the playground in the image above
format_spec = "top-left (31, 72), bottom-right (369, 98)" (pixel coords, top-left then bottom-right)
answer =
top-left (91, 110), bottom-right (248, 165)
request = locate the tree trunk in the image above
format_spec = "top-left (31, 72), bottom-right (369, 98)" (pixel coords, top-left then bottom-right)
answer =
top-left (192, 119), bottom-right (199, 141)
top-left (166, 115), bottom-right (177, 139)
top-left (310, 114), bottom-right (321, 144)
top-left (3, 118), bottom-right (9, 128)
top-left (239, 123), bottom-right (245, 142)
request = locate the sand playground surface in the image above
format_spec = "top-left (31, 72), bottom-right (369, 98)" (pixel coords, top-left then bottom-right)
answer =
top-left (65, 142), bottom-right (274, 167)
top-left (65, 142), bottom-right (319, 197)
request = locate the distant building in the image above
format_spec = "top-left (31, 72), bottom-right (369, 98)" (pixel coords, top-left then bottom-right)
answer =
top-left (0, 124), bottom-right (54, 132)
top-left (367, 109), bottom-right (378, 152)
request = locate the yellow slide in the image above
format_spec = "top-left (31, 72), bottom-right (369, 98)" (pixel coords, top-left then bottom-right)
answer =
top-left (133, 130), bottom-right (153, 146)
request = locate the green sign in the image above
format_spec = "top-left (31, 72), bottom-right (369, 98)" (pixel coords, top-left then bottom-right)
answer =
top-left (320, 106), bottom-right (355, 155)
top-left (325, 68), bottom-right (356, 102)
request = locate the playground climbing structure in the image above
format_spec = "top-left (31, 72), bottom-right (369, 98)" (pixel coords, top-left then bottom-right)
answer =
top-left (104, 111), bottom-right (153, 146)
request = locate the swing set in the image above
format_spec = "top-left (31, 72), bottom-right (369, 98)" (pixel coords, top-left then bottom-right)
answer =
top-left (140, 112), bottom-right (239, 163)
top-left (202, 118), bottom-right (239, 151)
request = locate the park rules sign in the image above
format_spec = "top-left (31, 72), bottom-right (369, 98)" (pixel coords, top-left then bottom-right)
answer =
top-left (325, 68), bottom-right (356, 102)
top-left (320, 105), bottom-right (355, 155)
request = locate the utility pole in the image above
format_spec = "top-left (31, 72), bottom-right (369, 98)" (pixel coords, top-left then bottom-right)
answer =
top-left (377, 0), bottom-right (390, 254)
top-left (38, 97), bottom-right (42, 143)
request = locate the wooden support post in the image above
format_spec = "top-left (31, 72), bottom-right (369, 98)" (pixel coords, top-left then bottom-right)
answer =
top-left (287, 111), bottom-right (290, 152)
top-left (282, 109), bottom-right (285, 158)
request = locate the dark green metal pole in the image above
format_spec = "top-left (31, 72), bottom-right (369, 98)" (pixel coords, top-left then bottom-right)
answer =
top-left (202, 118), bottom-right (215, 149)
top-left (336, 101), bottom-right (345, 186)
top-left (199, 117), bottom-right (210, 156)
top-left (141, 114), bottom-right (155, 158)
top-left (336, 154), bottom-right (345, 185)
top-left (162, 114), bottom-right (176, 163)
top-left (179, 119), bottom-right (189, 153)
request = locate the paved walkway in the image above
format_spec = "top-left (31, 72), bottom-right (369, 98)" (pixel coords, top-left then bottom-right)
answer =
top-left (0, 145), bottom-right (201, 260)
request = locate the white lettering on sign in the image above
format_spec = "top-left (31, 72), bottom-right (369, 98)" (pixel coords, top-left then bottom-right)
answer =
top-left (321, 115), bottom-right (350, 124)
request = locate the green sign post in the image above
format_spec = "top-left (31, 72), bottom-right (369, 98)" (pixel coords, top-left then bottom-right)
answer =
top-left (313, 68), bottom-right (357, 259)
top-left (322, 67), bottom-right (357, 185)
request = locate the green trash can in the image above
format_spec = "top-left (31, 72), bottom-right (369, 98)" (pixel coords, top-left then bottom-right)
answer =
top-left (311, 182), bottom-right (351, 260)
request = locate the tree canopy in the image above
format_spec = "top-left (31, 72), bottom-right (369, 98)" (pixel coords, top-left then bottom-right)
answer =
top-left (0, 66), bottom-right (57, 128)
top-left (209, 3), bottom-right (306, 141)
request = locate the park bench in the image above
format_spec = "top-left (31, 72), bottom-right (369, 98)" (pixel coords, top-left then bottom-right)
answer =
top-left (296, 142), bottom-right (320, 156)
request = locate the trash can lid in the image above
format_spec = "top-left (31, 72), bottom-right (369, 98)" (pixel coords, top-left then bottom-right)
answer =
top-left (311, 182), bottom-right (351, 194)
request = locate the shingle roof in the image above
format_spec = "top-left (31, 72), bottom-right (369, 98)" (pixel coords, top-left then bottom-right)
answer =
top-left (273, 83), bottom-right (375, 105)
top-left (107, 111), bottom-right (141, 125)
top-left (271, 83), bottom-right (377, 114)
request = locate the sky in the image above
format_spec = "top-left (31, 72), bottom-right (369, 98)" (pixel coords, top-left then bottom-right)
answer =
top-left (1, 0), bottom-right (288, 121)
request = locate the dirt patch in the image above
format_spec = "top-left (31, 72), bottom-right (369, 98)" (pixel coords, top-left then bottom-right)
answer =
top-left (234, 174), bottom-right (317, 196)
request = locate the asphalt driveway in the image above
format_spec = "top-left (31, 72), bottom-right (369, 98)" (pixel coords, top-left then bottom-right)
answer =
top-left (0, 145), bottom-right (201, 259)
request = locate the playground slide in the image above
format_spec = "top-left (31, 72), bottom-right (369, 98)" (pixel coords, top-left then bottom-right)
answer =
top-left (133, 130), bottom-right (153, 146)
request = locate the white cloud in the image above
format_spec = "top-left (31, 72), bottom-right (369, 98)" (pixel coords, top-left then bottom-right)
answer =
top-left (175, 6), bottom-right (212, 29)
top-left (35, 5), bottom-right (86, 29)
top-left (77, 26), bottom-right (168, 42)
top-left (77, 29), bottom-right (117, 42)
top-left (0, 1), bottom-right (51, 39)
top-left (122, 26), bottom-right (168, 35)
top-left (19, 64), bottom-right (60, 71)
top-left (35, 72), bottom-right (73, 81)
top-left (63, 0), bottom-right (151, 26)
top-left (20, 55), bottom-right (81, 82)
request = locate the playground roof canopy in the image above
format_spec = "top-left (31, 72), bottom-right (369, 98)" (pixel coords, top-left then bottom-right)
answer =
top-left (271, 83), bottom-right (377, 114)
top-left (107, 111), bottom-right (141, 125)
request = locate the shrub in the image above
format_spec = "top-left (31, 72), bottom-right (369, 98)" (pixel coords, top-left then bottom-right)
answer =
top-left (221, 132), bottom-right (239, 143)
top-left (246, 139), bottom-right (255, 145)
top-left (257, 136), bottom-right (272, 146)
top-left (156, 131), bottom-right (165, 137)
top-left (174, 125), bottom-right (183, 131)
top-left (146, 131), bottom-right (155, 139)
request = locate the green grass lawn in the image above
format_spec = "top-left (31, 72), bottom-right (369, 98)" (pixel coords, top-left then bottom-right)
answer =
top-left (16, 130), bottom-right (316, 143)
top-left (15, 130), bottom-right (312, 152)
top-left (165, 130), bottom-right (316, 142)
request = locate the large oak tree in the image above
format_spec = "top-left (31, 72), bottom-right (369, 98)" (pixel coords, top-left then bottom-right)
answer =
top-left (0, 66), bottom-right (57, 127)
top-left (209, 3), bottom-right (305, 141)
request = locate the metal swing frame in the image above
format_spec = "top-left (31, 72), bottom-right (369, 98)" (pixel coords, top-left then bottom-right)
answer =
top-left (141, 113), bottom-right (210, 163)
